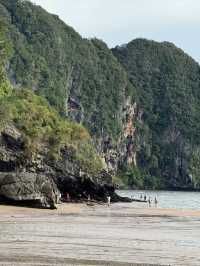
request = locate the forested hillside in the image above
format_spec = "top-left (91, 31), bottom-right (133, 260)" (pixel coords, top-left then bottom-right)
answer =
top-left (0, 0), bottom-right (138, 174)
top-left (1, 0), bottom-right (200, 191)
top-left (113, 39), bottom-right (200, 189)
top-left (0, 2), bottom-right (102, 176)
top-left (0, 1), bottom-right (118, 208)
top-left (0, 0), bottom-right (134, 138)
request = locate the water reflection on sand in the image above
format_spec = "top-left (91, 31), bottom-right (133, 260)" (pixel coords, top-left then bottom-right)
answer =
top-left (0, 198), bottom-right (200, 265)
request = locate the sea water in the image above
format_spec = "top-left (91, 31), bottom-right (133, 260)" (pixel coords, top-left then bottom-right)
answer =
top-left (117, 190), bottom-right (200, 210)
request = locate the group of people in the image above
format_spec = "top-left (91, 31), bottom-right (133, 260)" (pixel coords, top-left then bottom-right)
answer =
top-left (61, 192), bottom-right (111, 207)
top-left (62, 191), bottom-right (158, 208)
top-left (140, 194), bottom-right (158, 207)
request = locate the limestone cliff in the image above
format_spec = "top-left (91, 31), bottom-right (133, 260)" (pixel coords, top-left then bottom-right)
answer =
top-left (1, 0), bottom-right (200, 191)
top-left (0, 0), bottom-right (138, 172)
top-left (113, 39), bottom-right (200, 189)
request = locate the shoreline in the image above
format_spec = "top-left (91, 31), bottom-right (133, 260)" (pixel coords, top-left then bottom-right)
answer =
top-left (1, 202), bottom-right (200, 218)
top-left (0, 203), bottom-right (83, 216)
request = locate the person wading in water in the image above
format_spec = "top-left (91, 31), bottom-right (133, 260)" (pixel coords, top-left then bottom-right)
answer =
top-left (154, 197), bottom-right (158, 207)
top-left (148, 197), bottom-right (151, 207)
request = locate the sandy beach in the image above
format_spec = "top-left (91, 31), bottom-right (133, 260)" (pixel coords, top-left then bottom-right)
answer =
top-left (0, 203), bottom-right (83, 217)
top-left (1, 202), bottom-right (200, 218)
top-left (0, 202), bottom-right (200, 265)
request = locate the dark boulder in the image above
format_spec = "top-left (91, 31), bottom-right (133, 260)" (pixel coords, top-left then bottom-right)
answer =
top-left (0, 125), bottom-right (59, 209)
top-left (0, 172), bottom-right (58, 209)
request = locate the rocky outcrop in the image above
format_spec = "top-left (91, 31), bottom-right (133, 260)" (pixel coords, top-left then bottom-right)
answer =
top-left (0, 172), bottom-right (58, 209)
top-left (97, 98), bottom-right (139, 173)
top-left (0, 125), bottom-right (60, 208)
top-left (0, 125), bottom-right (128, 208)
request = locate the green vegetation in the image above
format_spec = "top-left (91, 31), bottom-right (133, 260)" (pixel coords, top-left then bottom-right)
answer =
top-left (0, 8), bottom-right (103, 176)
top-left (0, 88), bottom-right (103, 175)
top-left (1, 0), bottom-right (200, 189)
top-left (0, 14), bottom-right (12, 98)
top-left (113, 39), bottom-right (200, 189)
top-left (116, 165), bottom-right (161, 190)
top-left (0, 66), bottom-right (12, 98)
top-left (0, 0), bottom-right (131, 141)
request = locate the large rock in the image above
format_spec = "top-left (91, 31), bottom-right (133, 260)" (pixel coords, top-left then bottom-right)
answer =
top-left (0, 172), bottom-right (58, 209)
top-left (2, 125), bottom-right (24, 149)
top-left (0, 125), bottom-right (59, 209)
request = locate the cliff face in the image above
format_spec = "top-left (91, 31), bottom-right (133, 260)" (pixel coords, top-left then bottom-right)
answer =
top-left (113, 39), bottom-right (200, 189)
top-left (0, 85), bottom-right (124, 208)
top-left (1, 0), bottom-right (200, 191)
top-left (0, 0), bottom-right (138, 172)
top-left (0, 123), bottom-right (59, 208)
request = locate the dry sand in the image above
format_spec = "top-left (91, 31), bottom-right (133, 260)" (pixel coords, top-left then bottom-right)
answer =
top-left (0, 203), bottom-right (83, 214)
top-left (0, 203), bottom-right (85, 225)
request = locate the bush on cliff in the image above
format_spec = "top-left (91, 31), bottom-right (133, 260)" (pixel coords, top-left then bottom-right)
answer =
top-left (0, 87), bottom-right (103, 175)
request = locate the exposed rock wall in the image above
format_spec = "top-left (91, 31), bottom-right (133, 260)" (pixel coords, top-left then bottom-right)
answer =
top-left (96, 98), bottom-right (139, 173)
top-left (0, 125), bottom-right (59, 208)
top-left (0, 0), bottom-right (139, 175)
top-left (0, 125), bottom-right (126, 208)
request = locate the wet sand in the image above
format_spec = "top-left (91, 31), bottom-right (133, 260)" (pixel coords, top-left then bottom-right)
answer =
top-left (1, 202), bottom-right (200, 219)
top-left (1, 202), bottom-right (200, 217)
top-left (1, 203), bottom-right (200, 265)
top-left (0, 203), bottom-right (83, 217)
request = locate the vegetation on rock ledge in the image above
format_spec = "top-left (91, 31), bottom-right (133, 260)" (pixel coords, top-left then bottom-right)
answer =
top-left (0, 88), bottom-right (103, 175)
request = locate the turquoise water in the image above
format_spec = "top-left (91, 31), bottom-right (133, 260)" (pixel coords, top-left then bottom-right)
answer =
top-left (117, 190), bottom-right (200, 210)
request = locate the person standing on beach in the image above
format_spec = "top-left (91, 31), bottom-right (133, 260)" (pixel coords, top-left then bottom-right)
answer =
top-left (88, 194), bottom-right (91, 202)
top-left (107, 196), bottom-right (111, 207)
top-left (66, 192), bottom-right (70, 202)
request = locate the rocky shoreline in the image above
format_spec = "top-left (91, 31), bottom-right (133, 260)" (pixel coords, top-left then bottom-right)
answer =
top-left (0, 125), bottom-right (133, 209)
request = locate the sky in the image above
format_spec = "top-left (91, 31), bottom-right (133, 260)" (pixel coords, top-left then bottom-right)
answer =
top-left (31, 0), bottom-right (200, 63)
